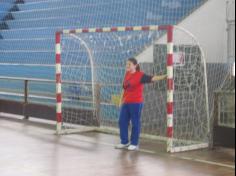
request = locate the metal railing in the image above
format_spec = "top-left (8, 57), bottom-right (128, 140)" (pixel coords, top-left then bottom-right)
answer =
top-left (0, 76), bottom-right (55, 100)
top-left (0, 76), bottom-right (119, 123)
top-left (0, 76), bottom-right (56, 119)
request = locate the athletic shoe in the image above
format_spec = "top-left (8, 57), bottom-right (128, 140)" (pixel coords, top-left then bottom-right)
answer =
top-left (115, 143), bottom-right (129, 149)
top-left (128, 145), bottom-right (139, 151)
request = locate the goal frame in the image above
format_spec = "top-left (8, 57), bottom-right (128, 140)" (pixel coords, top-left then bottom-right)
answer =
top-left (55, 25), bottom-right (206, 153)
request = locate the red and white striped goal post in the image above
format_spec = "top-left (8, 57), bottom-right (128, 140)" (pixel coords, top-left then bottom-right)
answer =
top-left (55, 25), bottom-right (174, 152)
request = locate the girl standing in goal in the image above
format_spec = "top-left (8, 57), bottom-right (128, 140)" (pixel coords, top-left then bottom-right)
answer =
top-left (116, 58), bottom-right (167, 151)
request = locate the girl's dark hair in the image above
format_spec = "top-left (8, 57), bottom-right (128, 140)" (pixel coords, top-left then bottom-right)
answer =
top-left (128, 58), bottom-right (141, 72)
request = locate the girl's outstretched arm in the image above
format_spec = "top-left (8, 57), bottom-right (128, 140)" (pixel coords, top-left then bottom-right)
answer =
top-left (151, 75), bottom-right (167, 82)
top-left (141, 74), bottom-right (167, 84)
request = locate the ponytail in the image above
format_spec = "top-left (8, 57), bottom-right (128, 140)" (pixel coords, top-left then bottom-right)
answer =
top-left (136, 64), bottom-right (141, 72)
top-left (128, 58), bottom-right (141, 72)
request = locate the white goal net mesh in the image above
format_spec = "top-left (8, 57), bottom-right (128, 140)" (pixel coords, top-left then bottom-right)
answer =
top-left (59, 26), bottom-right (209, 152)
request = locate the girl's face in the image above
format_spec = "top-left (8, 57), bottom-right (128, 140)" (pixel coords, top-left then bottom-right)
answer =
top-left (126, 61), bottom-right (136, 73)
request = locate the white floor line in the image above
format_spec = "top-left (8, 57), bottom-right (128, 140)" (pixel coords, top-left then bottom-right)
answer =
top-left (172, 156), bottom-right (235, 169)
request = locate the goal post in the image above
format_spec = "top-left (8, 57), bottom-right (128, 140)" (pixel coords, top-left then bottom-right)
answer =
top-left (55, 25), bottom-right (210, 153)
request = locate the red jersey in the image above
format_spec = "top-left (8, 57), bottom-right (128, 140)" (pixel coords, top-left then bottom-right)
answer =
top-left (123, 71), bottom-right (145, 103)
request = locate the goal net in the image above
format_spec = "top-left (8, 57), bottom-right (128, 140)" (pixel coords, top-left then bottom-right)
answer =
top-left (55, 25), bottom-right (210, 153)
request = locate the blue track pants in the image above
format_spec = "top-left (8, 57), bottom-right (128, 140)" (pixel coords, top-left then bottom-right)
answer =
top-left (119, 103), bottom-right (143, 146)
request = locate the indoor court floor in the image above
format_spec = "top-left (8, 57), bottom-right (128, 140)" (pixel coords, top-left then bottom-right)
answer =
top-left (0, 114), bottom-right (235, 176)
